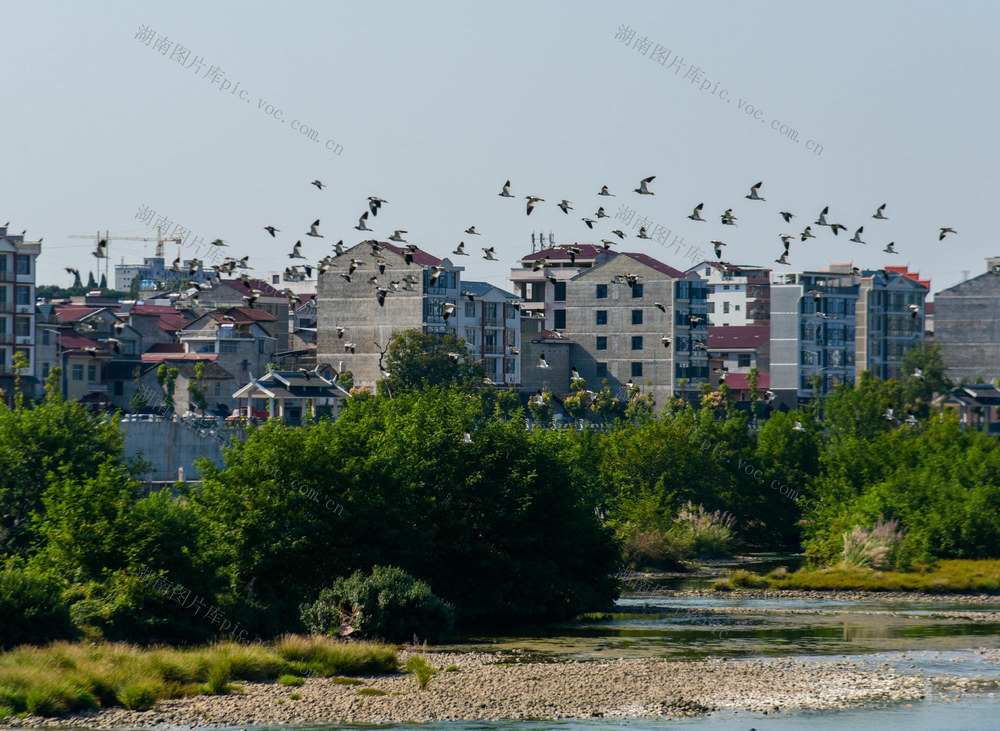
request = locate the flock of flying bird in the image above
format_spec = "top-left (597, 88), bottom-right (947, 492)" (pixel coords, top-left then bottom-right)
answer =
top-left (60, 175), bottom-right (960, 388)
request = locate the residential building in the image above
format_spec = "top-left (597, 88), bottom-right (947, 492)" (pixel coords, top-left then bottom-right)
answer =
top-left (509, 243), bottom-right (618, 331)
top-left (177, 307), bottom-right (278, 386)
top-left (455, 281), bottom-right (521, 386)
top-left (518, 317), bottom-right (572, 393)
top-left (686, 261), bottom-right (771, 326)
top-left (315, 241), bottom-right (463, 389)
top-left (850, 264), bottom-right (929, 381)
top-left (933, 257), bottom-right (1000, 384)
top-left (196, 279), bottom-right (290, 351)
top-left (769, 269), bottom-right (859, 408)
top-left (0, 224), bottom-right (41, 398)
top-left (562, 251), bottom-right (708, 407)
top-left (114, 255), bottom-right (212, 292)
top-left (232, 370), bottom-right (350, 425)
top-left (932, 384), bottom-right (1000, 436)
top-left (707, 325), bottom-right (771, 397)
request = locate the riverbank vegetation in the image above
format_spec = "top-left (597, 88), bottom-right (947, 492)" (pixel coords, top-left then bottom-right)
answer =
top-left (0, 635), bottom-right (396, 719)
top-left (3, 341), bottom-right (1000, 646)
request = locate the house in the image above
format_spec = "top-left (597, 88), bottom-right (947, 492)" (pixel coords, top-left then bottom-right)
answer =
top-left (196, 279), bottom-right (290, 351)
top-left (177, 307), bottom-right (278, 385)
top-left (232, 369), bottom-right (350, 425)
top-left (454, 281), bottom-right (521, 386)
top-left (686, 261), bottom-right (771, 326)
top-left (0, 224), bottom-right (41, 399)
top-left (932, 384), bottom-right (1000, 436)
top-left (707, 325), bottom-right (771, 397)
top-left (933, 257), bottom-right (1000, 384)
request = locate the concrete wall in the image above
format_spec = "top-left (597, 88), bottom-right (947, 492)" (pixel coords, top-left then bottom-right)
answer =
top-left (935, 271), bottom-right (1000, 384)
top-left (122, 418), bottom-right (233, 481)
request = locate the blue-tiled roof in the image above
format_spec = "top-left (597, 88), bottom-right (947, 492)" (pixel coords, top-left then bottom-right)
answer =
top-left (461, 280), bottom-right (519, 299)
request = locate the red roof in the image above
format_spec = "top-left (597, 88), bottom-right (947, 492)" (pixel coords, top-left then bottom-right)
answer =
top-left (723, 373), bottom-right (770, 390)
top-left (53, 305), bottom-right (101, 323)
top-left (219, 279), bottom-right (285, 298)
top-left (378, 242), bottom-right (445, 267)
top-left (211, 307), bottom-right (277, 323)
top-left (707, 325), bottom-right (770, 349)
top-left (521, 244), bottom-right (614, 262)
top-left (619, 252), bottom-right (686, 279)
top-left (58, 331), bottom-right (108, 354)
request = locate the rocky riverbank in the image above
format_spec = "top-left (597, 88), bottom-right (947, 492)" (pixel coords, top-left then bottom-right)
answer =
top-left (5, 651), bottom-right (929, 728)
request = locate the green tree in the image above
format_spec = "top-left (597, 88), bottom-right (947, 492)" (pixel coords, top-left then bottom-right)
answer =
top-left (156, 364), bottom-right (179, 414)
top-left (381, 330), bottom-right (484, 395)
top-left (901, 343), bottom-right (952, 418)
top-left (336, 370), bottom-right (354, 391)
top-left (188, 362), bottom-right (210, 414)
top-left (0, 369), bottom-right (126, 556)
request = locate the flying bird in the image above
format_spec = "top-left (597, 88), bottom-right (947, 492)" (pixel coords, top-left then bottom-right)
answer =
top-left (306, 219), bottom-right (323, 237)
top-left (538, 353), bottom-right (550, 369)
top-left (873, 203), bottom-right (888, 220)
top-left (611, 229), bottom-right (626, 239)
top-left (793, 421), bottom-right (805, 432)
top-left (355, 212), bottom-right (371, 231)
top-left (465, 226), bottom-right (481, 235)
top-left (582, 217), bottom-right (596, 229)
top-left (92, 238), bottom-right (108, 258)
top-left (661, 335), bottom-right (672, 348)
top-left (570, 367), bottom-right (583, 383)
top-left (388, 230), bottom-right (408, 242)
top-left (780, 211), bottom-right (795, 223)
top-left (884, 242), bottom-right (898, 254)
top-left (598, 185), bottom-right (615, 196)
top-left (311, 179), bottom-right (325, 190)
top-left (774, 252), bottom-right (789, 265)
top-left (850, 227), bottom-right (866, 244)
top-left (289, 241), bottom-right (306, 259)
top-left (376, 287), bottom-right (388, 307)
top-left (336, 326), bottom-right (345, 339)
top-left (637, 226), bottom-right (650, 239)
top-left (498, 180), bottom-right (513, 198)
top-left (344, 341), bottom-right (356, 354)
top-left (829, 223), bottom-right (848, 236)
top-left (908, 303), bottom-right (920, 319)
top-left (525, 196), bottom-right (544, 215)
top-left (721, 209), bottom-right (737, 226)
top-left (745, 181), bottom-right (765, 201)
top-left (264, 226), bottom-right (279, 237)
top-left (443, 302), bottom-right (457, 320)
top-left (453, 241), bottom-right (469, 256)
top-left (800, 226), bottom-right (816, 241)
top-left (711, 240), bottom-right (726, 259)
top-left (814, 206), bottom-right (830, 226)
top-left (687, 203), bottom-right (705, 221)
top-left (595, 206), bottom-right (609, 218)
top-left (653, 302), bottom-right (666, 312)
top-left (939, 227), bottom-right (957, 240)
top-left (557, 200), bottom-right (573, 214)
top-left (634, 176), bottom-right (655, 195)
top-left (482, 246), bottom-right (498, 261)
top-left (368, 196), bottom-right (387, 216)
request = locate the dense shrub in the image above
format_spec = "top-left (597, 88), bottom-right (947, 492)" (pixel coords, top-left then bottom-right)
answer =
top-left (300, 566), bottom-right (454, 643)
top-left (0, 560), bottom-right (76, 649)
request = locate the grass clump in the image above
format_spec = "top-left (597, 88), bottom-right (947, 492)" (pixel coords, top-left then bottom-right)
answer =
top-left (289, 692), bottom-right (302, 700)
top-left (356, 688), bottom-right (387, 696)
top-left (444, 665), bottom-right (459, 672)
top-left (277, 674), bottom-right (304, 687)
top-left (724, 569), bottom-right (770, 589)
top-left (0, 635), bottom-right (397, 717)
top-left (330, 676), bottom-right (365, 685)
top-left (404, 655), bottom-right (437, 690)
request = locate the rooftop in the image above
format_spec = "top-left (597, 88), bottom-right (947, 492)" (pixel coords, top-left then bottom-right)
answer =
top-left (378, 242), bottom-right (446, 267)
top-left (707, 325), bottom-right (771, 349)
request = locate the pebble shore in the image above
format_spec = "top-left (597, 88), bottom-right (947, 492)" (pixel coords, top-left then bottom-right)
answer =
top-left (6, 651), bottom-right (929, 728)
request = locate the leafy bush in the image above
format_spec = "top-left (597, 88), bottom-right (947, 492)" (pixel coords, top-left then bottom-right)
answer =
top-left (300, 566), bottom-right (454, 643)
top-left (277, 674), bottom-right (304, 686)
top-left (841, 516), bottom-right (908, 571)
top-left (0, 559), bottom-right (76, 649)
top-left (404, 655), bottom-right (437, 690)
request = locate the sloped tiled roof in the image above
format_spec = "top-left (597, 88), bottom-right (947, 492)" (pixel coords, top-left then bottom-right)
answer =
top-left (723, 373), bottom-right (771, 390)
top-left (53, 305), bottom-right (101, 323)
top-left (377, 242), bottom-right (445, 267)
top-left (58, 331), bottom-right (108, 354)
top-left (521, 244), bottom-right (613, 262)
top-left (619, 252), bottom-right (687, 279)
top-left (214, 306), bottom-right (278, 323)
top-left (461, 281), bottom-right (519, 299)
top-left (219, 279), bottom-right (285, 298)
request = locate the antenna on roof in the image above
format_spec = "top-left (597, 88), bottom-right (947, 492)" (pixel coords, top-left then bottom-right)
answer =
top-left (530, 232), bottom-right (535, 253)
top-left (549, 232), bottom-right (554, 245)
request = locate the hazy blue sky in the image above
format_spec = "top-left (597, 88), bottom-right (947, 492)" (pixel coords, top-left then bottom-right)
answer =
top-left (3, 1), bottom-right (997, 298)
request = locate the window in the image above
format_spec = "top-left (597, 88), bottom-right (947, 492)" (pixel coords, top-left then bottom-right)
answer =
top-left (734, 304), bottom-right (740, 311)
top-left (596, 310), bottom-right (607, 325)
top-left (553, 309), bottom-right (566, 329)
top-left (42, 363), bottom-right (50, 379)
top-left (258, 340), bottom-right (268, 354)
top-left (0, 255), bottom-right (6, 273)
top-left (272, 274), bottom-right (280, 284)
top-left (72, 364), bottom-right (83, 381)
top-left (42, 329), bottom-right (50, 345)
top-left (464, 328), bottom-right (478, 346)
top-left (15, 255), bottom-right (30, 275)
top-left (554, 281), bottom-right (566, 301)
top-left (707, 302), bottom-right (715, 313)
top-left (723, 302), bottom-right (730, 313)
top-left (113, 380), bottom-right (124, 396)
top-left (738, 353), bottom-right (751, 368)
top-left (631, 309), bottom-right (643, 325)
top-left (485, 302), bottom-right (498, 321)
top-left (631, 283), bottom-right (644, 298)
top-left (596, 283), bottom-right (607, 299)
top-left (214, 382), bottom-right (222, 396)
top-left (596, 362), bottom-right (607, 377)
top-left (15, 286), bottom-right (30, 305)
top-left (0, 286), bottom-right (6, 304)
top-left (596, 336), bottom-right (607, 351)
top-left (631, 362), bottom-right (643, 378)
top-left (15, 317), bottom-right (30, 336)
top-left (464, 301), bottom-right (476, 318)
top-left (87, 364), bottom-right (96, 382)
top-left (632, 336), bottom-right (643, 350)
top-left (220, 341), bottom-right (238, 353)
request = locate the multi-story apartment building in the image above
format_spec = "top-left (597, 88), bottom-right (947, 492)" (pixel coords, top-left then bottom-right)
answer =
top-left (686, 261), bottom-right (771, 326)
top-left (769, 269), bottom-right (860, 408)
top-left (850, 264), bottom-right (929, 381)
top-left (455, 281), bottom-right (520, 386)
top-left (933, 257), bottom-right (1000, 385)
top-left (707, 325), bottom-right (771, 395)
top-left (315, 241), bottom-right (464, 389)
top-left (197, 279), bottom-right (290, 351)
top-left (115, 255), bottom-right (212, 292)
top-left (177, 307), bottom-right (278, 385)
top-left (509, 244), bottom-right (617, 331)
top-left (0, 224), bottom-right (41, 398)
top-left (562, 251), bottom-right (708, 406)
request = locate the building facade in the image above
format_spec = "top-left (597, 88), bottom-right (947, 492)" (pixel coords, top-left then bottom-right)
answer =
top-left (933, 257), bottom-right (1000, 385)
top-left (0, 224), bottom-right (41, 398)
top-left (686, 261), bottom-right (771, 326)
top-left (455, 281), bottom-right (521, 386)
top-left (851, 265), bottom-right (929, 382)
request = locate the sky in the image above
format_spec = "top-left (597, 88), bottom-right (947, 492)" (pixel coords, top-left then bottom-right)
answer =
top-left (3, 1), bottom-right (998, 299)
